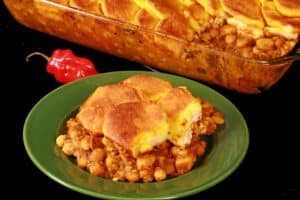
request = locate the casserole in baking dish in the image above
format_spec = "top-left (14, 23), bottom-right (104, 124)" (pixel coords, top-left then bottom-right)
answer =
top-left (4, 0), bottom-right (300, 93)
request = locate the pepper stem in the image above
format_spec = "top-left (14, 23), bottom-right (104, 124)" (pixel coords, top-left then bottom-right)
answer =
top-left (25, 52), bottom-right (50, 62)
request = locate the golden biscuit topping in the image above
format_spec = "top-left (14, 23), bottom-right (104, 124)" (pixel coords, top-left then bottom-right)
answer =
top-left (196, 0), bottom-right (224, 16)
top-left (64, 0), bottom-right (300, 40)
top-left (221, 0), bottom-right (265, 28)
top-left (274, 0), bottom-right (300, 17)
top-left (52, 0), bottom-right (299, 59)
top-left (262, 1), bottom-right (300, 39)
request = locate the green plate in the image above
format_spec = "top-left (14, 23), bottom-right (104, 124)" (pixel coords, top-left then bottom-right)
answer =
top-left (23, 71), bottom-right (249, 200)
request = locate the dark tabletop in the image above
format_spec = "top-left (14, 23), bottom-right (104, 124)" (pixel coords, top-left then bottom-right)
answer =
top-left (2, 2), bottom-right (298, 200)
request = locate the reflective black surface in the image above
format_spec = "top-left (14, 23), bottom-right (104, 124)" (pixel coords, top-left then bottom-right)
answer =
top-left (2, 2), bottom-right (298, 199)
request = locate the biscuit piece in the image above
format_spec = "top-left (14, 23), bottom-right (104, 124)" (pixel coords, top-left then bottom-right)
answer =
top-left (220, 0), bottom-right (265, 28)
top-left (102, 0), bottom-right (139, 23)
top-left (76, 84), bottom-right (141, 135)
top-left (120, 74), bottom-right (173, 102)
top-left (274, 0), bottom-right (300, 17)
top-left (262, 1), bottom-right (300, 39)
top-left (103, 101), bottom-right (169, 157)
top-left (158, 87), bottom-right (202, 148)
top-left (196, 0), bottom-right (224, 16)
top-left (135, 9), bottom-right (159, 29)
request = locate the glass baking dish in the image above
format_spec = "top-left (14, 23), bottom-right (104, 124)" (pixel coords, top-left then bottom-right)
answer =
top-left (4, 0), bottom-right (300, 94)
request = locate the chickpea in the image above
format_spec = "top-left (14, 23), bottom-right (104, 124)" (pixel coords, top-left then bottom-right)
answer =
top-left (139, 169), bottom-right (154, 183)
top-left (240, 47), bottom-right (253, 58)
top-left (114, 170), bottom-right (126, 181)
top-left (193, 141), bottom-right (206, 156)
top-left (175, 155), bottom-right (196, 175)
top-left (88, 162), bottom-right (106, 177)
top-left (225, 34), bottom-right (236, 45)
top-left (68, 129), bottom-right (78, 139)
top-left (256, 38), bottom-right (274, 50)
top-left (252, 46), bottom-right (260, 54)
top-left (198, 123), bottom-right (208, 135)
top-left (236, 37), bottom-right (250, 48)
top-left (220, 24), bottom-right (237, 35)
top-left (62, 142), bottom-right (74, 156)
top-left (212, 112), bottom-right (225, 124)
top-left (171, 146), bottom-right (188, 157)
top-left (102, 137), bottom-right (114, 149)
top-left (80, 135), bottom-right (91, 150)
top-left (156, 155), bottom-right (175, 175)
top-left (126, 170), bottom-right (140, 183)
top-left (154, 167), bottom-right (167, 181)
top-left (90, 148), bottom-right (107, 163)
top-left (77, 156), bottom-right (89, 168)
top-left (56, 134), bottom-right (67, 147)
top-left (105, 155), bottom-right (115, 167)
top-left (201, 102), bottom-right (214, 115)
top-left (136, 154), bottom-right (155, 170)
top-left (170, 146), bottom-right (180, 156)
top-left (273, 37), bottom-right (284, 48)
top-left (105, 155), bottom-right (120, 174)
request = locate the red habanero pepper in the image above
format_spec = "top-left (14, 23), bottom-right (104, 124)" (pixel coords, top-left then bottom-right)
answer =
top-left (26, 49), bottom-right (98, 83)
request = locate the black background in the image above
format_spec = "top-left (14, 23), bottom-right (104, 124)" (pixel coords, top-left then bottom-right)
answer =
top-left (2, 1), bottom-right (298, 200)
